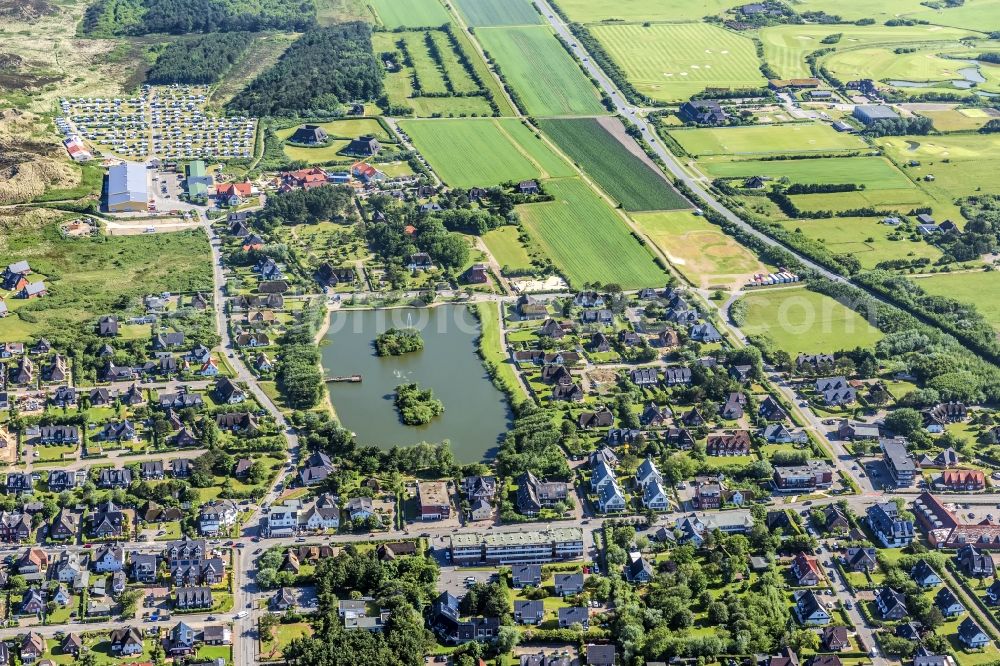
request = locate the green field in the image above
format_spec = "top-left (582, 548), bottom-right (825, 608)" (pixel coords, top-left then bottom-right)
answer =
top-left (738, 286), bottom-right (884, 355)
top-left (908, 0), bottom-right (1000, 31)
top-left (632, 210), bottom-right (766, 288)
top-left (921, 107), bottom-right (998, 132)
top-left (368, 0), bottom-right (450, 27)
top-left (475, 26), bottom-right (605, 117)
top-left (670, 123), bottom-right (866, 156)
top-left (539, 117), bottom-right (687, 211)
top-left (791, 0), bottom-right (930, 22)
top-left (517, 178), bottom-right (669, 289)
top-left (774, 216), bottom-right (942, 270)
top-left (401, 118), bottom-right (574, 187)
top-left (483, 226), bottom-right (534, 271)
top-left (401, 31), bottom-right (450, 94)
top-left (553, 0), bottom-right (736, 23)
top-left (915, 271), bottom-right (1000, 331)
top-left (699, 156), bottom-right (915, 190)
top-left (759, 24), bottom-right (976, 79)
top-left (787, 189), bottom-right (929, 214)
top-left (453, 0), bottom-right (540, 26)
top-left (0, 214), bottom-right (213, 342)
top-left (591, 23), bottom-right (766, 101)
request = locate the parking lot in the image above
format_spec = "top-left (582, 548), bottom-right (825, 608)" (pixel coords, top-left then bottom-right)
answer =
top-left (437, 565), bottom-right (498, 599)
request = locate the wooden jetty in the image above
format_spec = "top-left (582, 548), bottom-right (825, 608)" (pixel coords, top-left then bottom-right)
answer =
top-left (325, 374), bottom-right (362, 383)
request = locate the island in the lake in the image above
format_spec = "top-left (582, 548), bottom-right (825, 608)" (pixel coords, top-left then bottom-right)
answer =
top-left (394, 382), bottom-right (444, 425)
top-left (375, 327), bottom-right (424, 356)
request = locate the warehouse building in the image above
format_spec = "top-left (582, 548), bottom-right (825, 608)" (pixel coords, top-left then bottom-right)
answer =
top-left (104, 161), bottom-right (149, 212)
top-left (852, 104), bottom-right (899, 125)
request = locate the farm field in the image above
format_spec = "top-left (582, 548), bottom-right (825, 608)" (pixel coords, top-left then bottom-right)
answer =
top-left (552, 0), bottom-right (736, 23)
top-left (517, 178), bottom-right (669, 289)
top-left (0, 211), bottom-right (213, 342)
top-left (915, 271), bottom-right (1000, 330)
top-left (452, 0), bottom-right (541, 26)
top-left (698, 156), bottom-right (915, 190)
top-left (669, 123), bottom-right (866, 156)
top-left (538, 117), bottom-right (687, 211)
top-left (474, 26), bottom-right (606, 117)
top-left (400, 118), bottom-right (574, 187)
top-left (919, 107), bottom-right (999, 132)
top-left (400, 31), bottom-right (450, 94)
top-left (773, 216), bottom-right (942, 270)
top-left (590, 23), bottom-right (766, 102)
top-left (823, 46), bottom-right (1000, 94)
top-left (738, 286), bottom-right (884, 355)
top-left (482, 226), bottom-right (535, 271)
top-left (368, 0), bottom-right (450, 27)
top-left (758, 24), bottom-right (976, 79)
top-left (632, 211), bottom-right (766, 289)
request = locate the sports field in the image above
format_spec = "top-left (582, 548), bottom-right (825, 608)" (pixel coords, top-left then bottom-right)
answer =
top-left (400, 118), bottom-right (573, 187)
top-left (591, 23), bottom-right (765, 101)
top-left (553, 0), bottom-right (735, 23)
top-left (452, 0), bottom-right (540, 26)
top-left (670, 123), bottom-right (866, 156)
top-left (699, 156), bottom-right (914, 190)
top-left (738, 286), bottom-right (884, 355)
top-left (759, 24), bottom-right (974, 79)
top-left (539, 117), bottom-right (687, 211)
top-left (774, 217), bottom-right (942, 270)
top-left (368, 0), bottom-right (450, 27)
top-left (632, 211), bottom-right (765, 289)
top-left (915, 271), bottom-right (1000, 330)
top-left (482, 226), bottom-right (534, 271)
top-left (475, 26), bottom-right (605, 117)
top-left (517, 178), bottom-right (669, 289)
top-left (790, 0), bottom-right (929, 22)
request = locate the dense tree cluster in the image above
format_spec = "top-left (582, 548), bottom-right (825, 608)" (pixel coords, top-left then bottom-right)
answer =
top-left (375, 328), bottom-right (424, 356)
top-left (227, 23), bottom-right (383, 117)
top-left (84, 0), bottom-right (313, 36)
top-left (394, 383), bottom-right (445, 426)
top-left (147, 32), bottom-right (251, 84)
top-left (861, 115), bottom-right (933, 137)
top-left (255, 185), bottom-right (356, 229)
top-left (496, 406), bottom-right (570, 479)
top-left (283, 545), bottom-right (436, 666)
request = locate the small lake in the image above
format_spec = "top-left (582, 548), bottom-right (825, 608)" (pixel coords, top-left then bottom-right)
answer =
top-left (888, 61), bottom-right (988, 90)
top-left (320, 304), bottom-right (510, 462)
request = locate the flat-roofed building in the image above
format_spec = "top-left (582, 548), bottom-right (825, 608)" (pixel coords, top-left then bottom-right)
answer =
top-left (105, 161), bottom-right (148, 212)
top-left (449, 528), bottom-right (584, 565)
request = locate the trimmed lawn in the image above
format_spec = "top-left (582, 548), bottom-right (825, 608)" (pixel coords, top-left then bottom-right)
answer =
top-left (368, 0), bottom-right (450, 27)
top-left (554, 0), bottom-right (735, 23)
top-left (632, 210), bottom-right (766, 288)
top-left (738, 285), bottom-right (884, 355)
top-left (261, 621), bottom-right (313, 661)
top-left (483, 226), bottom-right (534, 271)
top-left (922, 108), bottom-right (998, 132)
top-left (538, 117), bottom-right (688, 211)
top-left (401, 118), bottom-right (574, 187)
top-left (475, 25), bottom-right (606, 117)
top-left (824, 46), bottom-right (1000, 95)
top-left (670, 123), bottom-right (866, 156)
top-left (591, 23), bottom-right (766, 102)
top-left (477, 301), bottom-right (528, 402)
top-left (517, 178), bottom-right (669, 289)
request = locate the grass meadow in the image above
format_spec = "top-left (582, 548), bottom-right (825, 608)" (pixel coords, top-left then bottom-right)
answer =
top-left (670, 123), bottom-right (866, 156)
top-left (632, 210), bottom-right (766, 288)
top-left (482, 226), bottom-right (534, 271)
top-left (553, 0), bottom-right (736, 23)
top-left (698, 156), bottom-right (914, 189)
top-left (452, 0), bottom-right (541, 26)
top-left (789, 0), bottom-right (930, 21)
top-left (823, 46), bottom-right (1000, 94)
top-left (738, 286), bottom-right (884, 355)
top-left (539, 117), bottom-right (688, 211)
top-left (921, 107), bottom-right (998, 132)
top-left (590, 23), bottom-right (765, 101)
top-left (915, 271), bottom-right (1000, 331)
top-left (0, 216), bottom-right (212, 342)
top-left (774, 216), bottom-right (942, 269)
top-left (517, 178), bottom-right (669, 289)
top-left (400, 117), bottom-right (574, 187)
top-left (368, 0), bottom-right (450, 27)
top-left (908, 0), bottom-right (1000, 31)
top-left (475, 26), bottom-right (606, 117)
